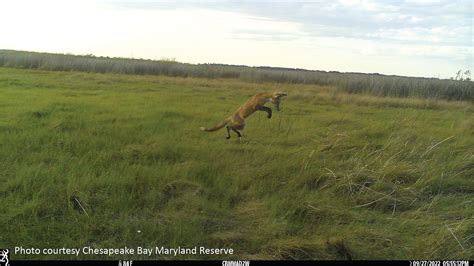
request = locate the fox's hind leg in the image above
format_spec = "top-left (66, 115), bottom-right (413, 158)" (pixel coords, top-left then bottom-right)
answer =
top-left (230, 127), bottom-right (242, 140)
top-left (226, 126), bottom-right (231, 139)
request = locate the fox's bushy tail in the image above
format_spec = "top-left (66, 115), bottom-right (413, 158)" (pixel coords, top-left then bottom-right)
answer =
top-left (200, 118), bottom-right (229, 132)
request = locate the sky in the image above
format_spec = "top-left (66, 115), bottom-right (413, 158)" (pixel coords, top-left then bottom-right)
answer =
top-left (0, 0), bottom-right (472, 78)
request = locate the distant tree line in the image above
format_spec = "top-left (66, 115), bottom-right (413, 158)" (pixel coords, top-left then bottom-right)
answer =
top-left (0, 49), bottom-right (472, 101)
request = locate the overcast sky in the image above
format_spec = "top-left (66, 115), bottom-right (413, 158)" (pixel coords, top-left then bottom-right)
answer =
top-left (0, 0), bottom-right (472, 78)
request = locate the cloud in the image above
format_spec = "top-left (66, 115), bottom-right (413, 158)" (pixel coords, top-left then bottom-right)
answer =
top-left (108, 0), bottom-right (471, 46)
top-left (97, 0), bottom-right (474, 76)
top-left (2, 0), bottom-right (471, 77)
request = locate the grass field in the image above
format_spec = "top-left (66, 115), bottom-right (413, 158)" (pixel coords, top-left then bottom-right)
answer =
top-left (0, 67), bottom-right (473, 260)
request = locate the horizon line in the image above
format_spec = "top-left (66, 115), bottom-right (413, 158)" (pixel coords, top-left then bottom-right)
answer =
top-left (2, 48), bottom-right (468, 81)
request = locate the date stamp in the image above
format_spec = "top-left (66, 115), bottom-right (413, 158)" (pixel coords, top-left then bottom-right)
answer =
top-left (410, 261), bottom-right (470, 266)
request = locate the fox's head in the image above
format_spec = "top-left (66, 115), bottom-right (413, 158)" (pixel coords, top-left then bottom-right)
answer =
top-left (271, 92), bottom-right (288, 111)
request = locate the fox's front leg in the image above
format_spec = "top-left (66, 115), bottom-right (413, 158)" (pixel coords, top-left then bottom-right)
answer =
top-left (256, 106), bottom-right (272, 119)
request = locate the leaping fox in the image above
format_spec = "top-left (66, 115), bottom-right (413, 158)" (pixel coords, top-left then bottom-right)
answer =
top-left (200, 92), bottom-right (288, 139)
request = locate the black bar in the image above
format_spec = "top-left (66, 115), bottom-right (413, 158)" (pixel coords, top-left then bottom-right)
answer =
top-left (9, 260), bottom-right (473, 266)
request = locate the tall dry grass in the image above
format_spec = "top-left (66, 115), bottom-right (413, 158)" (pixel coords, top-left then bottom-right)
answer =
top-left (1, 49), bottom-right (472, 101)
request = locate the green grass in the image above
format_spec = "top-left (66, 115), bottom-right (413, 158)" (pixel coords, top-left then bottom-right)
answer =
top-left (0, 67), bottom-right (472, 260)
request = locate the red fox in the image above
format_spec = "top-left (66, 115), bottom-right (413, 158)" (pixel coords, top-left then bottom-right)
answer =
top-left (200, 92), bottom-right (288, 139)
